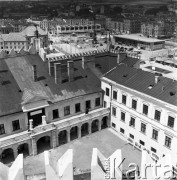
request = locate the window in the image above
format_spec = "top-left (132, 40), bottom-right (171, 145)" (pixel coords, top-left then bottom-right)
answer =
top-left (112, 123), bottom-right (116, 128)
top-left (167, 116), bottom-right (175, 128)
top-left (132, 99), bottom-right (137, 110)
top-left (104, 101), bottom-right (107, 108)
top-left (52, 109), bottom-right (59, 119)
top-left (106, 88), bottom-right (110, 96)
top-left (112, 107), bottom-right (116, 117)
top-left (120, 128), bottom-right (124, 134)
top-left (151, 147), bottom-right (156, 153)
top-left (143, 104), bottom-right (148, 115)
top-left (139, 140), bottom-right (145, 146)
top-left (113, 91), bottom-right (117, 100)
top-left (75, 103), bottom-right (80, 113)
top-left (129, 134), bottom-right (134, 139)
top-left (86, 100), bottom-right (91, 109)
top-left (165, 136), bottom-right (172, 148)
top-left (95, 97), bottom-right (100, 107)
top-left (129, 117), bottom-right (135, 127)
top-left (152, 129), bottom-right (158, 141)
top-left (121, 112), bottom-right (125, 122)
top-left (12, 120), bottom-right (20, 131)
top-left (64, 106), bottom-right (70, 116)
top-left (0, 124), bottom-right (5, 135)
top-left (141, 123), bottom-right (146, 134)
top-left (122, 94), bottom-right (127, 105)
top-left (154, 110), bottom-right (161, 121)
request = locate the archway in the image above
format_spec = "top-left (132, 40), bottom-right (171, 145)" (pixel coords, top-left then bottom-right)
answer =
top-left (37, 136), bottom-right (51, 154)
top-left (101, 116), bottom-right (108, 129)
top-left (58, 130), bottom-right (67, 145)
top-left (91, 119), bottom-right (99, 133)
top-left (1, 148), bottom-right (14, 164)
top-left (70, 126), bottom-right (78, 141)
top-left (18, 143), bottom-right (29, 158)
top-left (81, 123), bottom-right (89, 137)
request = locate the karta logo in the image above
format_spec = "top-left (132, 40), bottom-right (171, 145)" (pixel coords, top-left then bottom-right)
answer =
top-left (104, 160), bottom-right (177, 179)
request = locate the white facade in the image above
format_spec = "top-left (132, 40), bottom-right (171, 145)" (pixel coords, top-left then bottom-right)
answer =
top-left (101, 77), bottom-right (177, 164)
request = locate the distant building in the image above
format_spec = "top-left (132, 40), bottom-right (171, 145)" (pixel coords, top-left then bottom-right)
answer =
top-left (57, 24), bottom-right (101, 34)
top-left (0, 26), bottom-right (48, 52)
top-left (114, 34), bottom-right (165, 51)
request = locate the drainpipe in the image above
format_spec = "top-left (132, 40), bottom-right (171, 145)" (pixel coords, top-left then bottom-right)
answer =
top-left (109, 82), bottom-right (113, 128)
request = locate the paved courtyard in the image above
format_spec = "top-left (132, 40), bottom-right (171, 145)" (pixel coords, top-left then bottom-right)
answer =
top-left (24, 128), bottom-right (141, 177)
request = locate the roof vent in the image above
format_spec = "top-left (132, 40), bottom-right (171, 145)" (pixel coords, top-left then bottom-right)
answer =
top-left (123, 74), bottom-right (128, 78)
top-left (170, 91), bottom-right (176, 96)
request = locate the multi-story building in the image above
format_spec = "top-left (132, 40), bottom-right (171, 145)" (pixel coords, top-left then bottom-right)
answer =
top-left (141, 21), bottom-right (165, 38)
top-left (0, 51), bottom-right (110, 164)
top-left (123, 18), bottom-right (141, 34)
top-left (57, 24), bottom-right (101, 34)
top-left (101, 64), bottom-right (177, 164)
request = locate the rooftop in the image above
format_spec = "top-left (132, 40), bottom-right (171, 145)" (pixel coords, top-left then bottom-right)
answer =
top-left (104, 64), bottom-right (177, 107)
top-left (114, 34), bottom-right (165, 43)
top-left (0, 54), bottom-right (101, 116)
top-left (0, 33), bottom-right (26, 42)
top-left (20, 26), bottom-right (47, 37)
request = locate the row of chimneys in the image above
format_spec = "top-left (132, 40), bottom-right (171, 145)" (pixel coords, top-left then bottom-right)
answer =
top-left (32, 54), bottom-right (124, 84)
top-left (32, 61), bottom-right (74, 84)
top-left (48, 61), bottom-right (74, 84)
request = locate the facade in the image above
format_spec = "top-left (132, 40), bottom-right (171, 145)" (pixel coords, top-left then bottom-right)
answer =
top-left (101, 64), bottom-right (177, 164)
top-left (57, 24), bottom-right (101, 34)
top-left (0, 53), bottom-right (110, 164)
top-left (114, 34), bottom-right (165, 51)
top-left (106, 18), bottom-right (141, 34)
top-left (141, 21), bottom-right (165, 38)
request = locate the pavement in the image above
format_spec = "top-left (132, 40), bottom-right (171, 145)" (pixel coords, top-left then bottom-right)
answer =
top-left (24, 128), bottom-right (141, 176)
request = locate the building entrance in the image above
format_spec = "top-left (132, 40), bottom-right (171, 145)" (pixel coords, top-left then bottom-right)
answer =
top-left (28, 108), bottom-right (45, 128)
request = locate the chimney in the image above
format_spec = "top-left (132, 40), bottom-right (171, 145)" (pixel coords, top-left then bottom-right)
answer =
top-left (48, 61), bottom-right (55, 76)
top-left (67, 61), bottom-right (74, 82)
top-left (117, 53), bottom-right (120, 64)
top-left (82, 56), bottom-right (95, 69)
top-left (54, 63), bottom-right (62, 84)
top-left (32, 65), bottom-right (37, 81)
top-left (155, 75), bottom-right (159, 84)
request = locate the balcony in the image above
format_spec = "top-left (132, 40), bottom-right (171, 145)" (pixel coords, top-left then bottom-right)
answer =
top-left (54, 107), bottom-right (110, 130)
top-left (0, 131), bottom-right (31, 148)
top-left (30, 123), bottom-right (56, 136)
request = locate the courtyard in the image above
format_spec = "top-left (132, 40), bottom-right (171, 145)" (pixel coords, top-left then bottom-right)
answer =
top-left (24, 128), bottom-right (141, 178)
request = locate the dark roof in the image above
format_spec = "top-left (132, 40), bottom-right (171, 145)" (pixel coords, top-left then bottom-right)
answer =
top-left (94, 53), bottom-right (139, 75)
top-left (104, 64), bottom-right (177, 106)
top-left (0, 54), bottom-right (101, 116)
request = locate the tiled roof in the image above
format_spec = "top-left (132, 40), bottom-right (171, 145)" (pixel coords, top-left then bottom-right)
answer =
top-left (0, 54), bottom-right (101, 116)
top-left (104, 64), bottom-right (177, 107)
top-left (21, 26), bottom-right (47, 37)
top-left (1, 33), bottom-right (26, 42)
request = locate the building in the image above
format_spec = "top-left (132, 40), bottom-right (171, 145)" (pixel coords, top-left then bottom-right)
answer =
top-left (0, 51), bottom-right (110, 163)
top-left (123, 18), bottom-right (141, 34)
top-left (101, 64), bottom-right (177, 164)
top-left (114, 34), bottom-right (165, 51)
top-left (56, 24), bottom-right (101, 34)
top-left (141, 21), bottom-right (165, 38)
